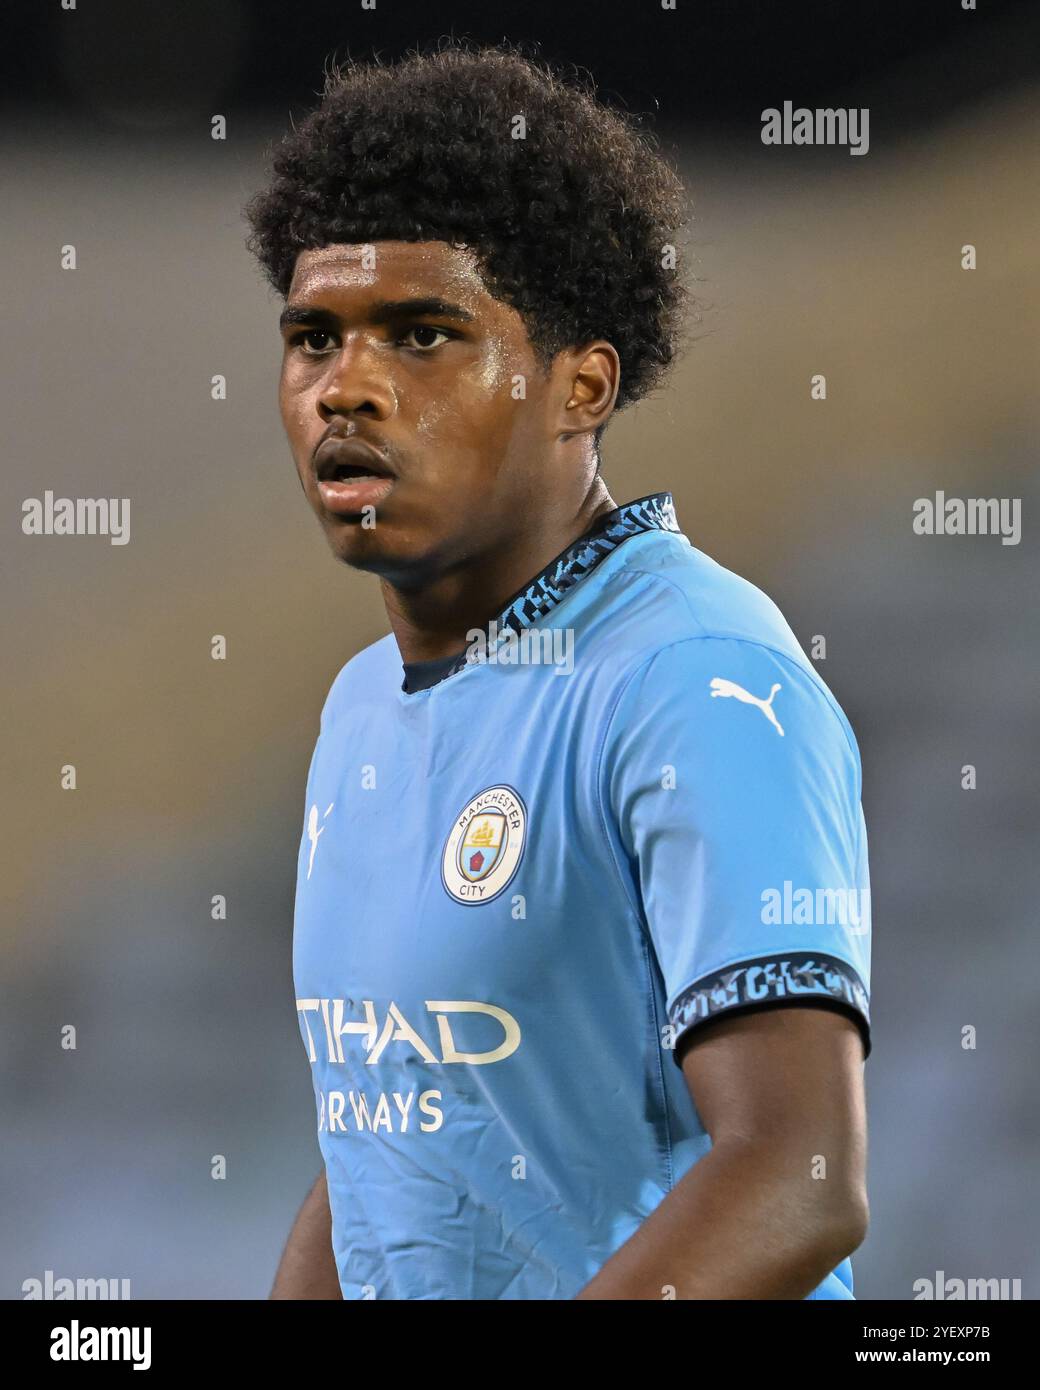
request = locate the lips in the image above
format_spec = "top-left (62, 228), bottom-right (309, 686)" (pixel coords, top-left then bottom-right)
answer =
top-left (312, 437), bottom-right (396, 517)
top-left (314, 437), bottom-right (395, 483)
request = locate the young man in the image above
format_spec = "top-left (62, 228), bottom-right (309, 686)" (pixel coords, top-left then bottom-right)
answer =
top-left (246, 41), bottom-right (872, 1301)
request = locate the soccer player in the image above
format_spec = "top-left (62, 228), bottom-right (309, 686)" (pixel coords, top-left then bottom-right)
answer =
top-left (247, 41), bottom-right (872, 1301)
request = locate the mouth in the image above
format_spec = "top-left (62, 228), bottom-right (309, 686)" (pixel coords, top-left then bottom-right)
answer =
top-left (313, 438), bottom-right (397, 517)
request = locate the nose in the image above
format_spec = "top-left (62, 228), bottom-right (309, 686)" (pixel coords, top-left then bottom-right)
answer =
top-left (317, 335), bottom-right (395, 422)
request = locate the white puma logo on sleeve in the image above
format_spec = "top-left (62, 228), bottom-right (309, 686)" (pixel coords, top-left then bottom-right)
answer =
top-left (306, 802), bottom-right (335, 879)
top-left (709, 677), bottom-right (784, 736)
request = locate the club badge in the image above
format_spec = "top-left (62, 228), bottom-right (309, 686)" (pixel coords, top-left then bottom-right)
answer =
top-left (441, 785), bottom-right (527, 905)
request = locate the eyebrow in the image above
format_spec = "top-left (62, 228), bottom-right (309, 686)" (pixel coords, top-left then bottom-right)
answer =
top-left (278, 297), bottom-right (476, 332)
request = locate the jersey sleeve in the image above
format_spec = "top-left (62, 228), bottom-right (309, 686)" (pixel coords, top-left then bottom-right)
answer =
top-left (601, 636), bottom-right (871, 1065)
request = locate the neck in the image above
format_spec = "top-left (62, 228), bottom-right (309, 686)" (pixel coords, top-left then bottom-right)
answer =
top-left (381, 477), bottom-right (617, 666)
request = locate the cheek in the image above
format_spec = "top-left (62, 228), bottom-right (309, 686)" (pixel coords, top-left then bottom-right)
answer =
top-left (413, 342), bottom-right (526, 452)
top-left (412, 389), bottom-right (456, 445)
top-left (279, 380), bottom-right (314, 456)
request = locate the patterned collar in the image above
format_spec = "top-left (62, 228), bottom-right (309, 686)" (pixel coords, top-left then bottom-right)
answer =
top-left (402, 492), bottom-right (680, 691)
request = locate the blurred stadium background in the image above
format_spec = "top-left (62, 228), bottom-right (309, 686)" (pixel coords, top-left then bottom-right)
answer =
top-left (3, 0), bottom-right (1038, 1298)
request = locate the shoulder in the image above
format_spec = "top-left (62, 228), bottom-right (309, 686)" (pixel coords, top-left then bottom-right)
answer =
top-left (589, 533), bottom-right (860, 772)
top-left (319, 631), bottom-right (399, 731)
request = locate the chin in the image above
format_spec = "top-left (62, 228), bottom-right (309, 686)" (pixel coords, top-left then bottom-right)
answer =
top-left (324, 522), bottom-right (441, 586)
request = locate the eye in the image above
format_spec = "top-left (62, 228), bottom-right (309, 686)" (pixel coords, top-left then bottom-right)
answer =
top-left (290, 329), bottom-right (336, 355)
top-left (400, 324), bottom-right (452, 351)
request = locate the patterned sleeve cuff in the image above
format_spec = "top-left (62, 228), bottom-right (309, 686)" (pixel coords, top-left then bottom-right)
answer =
top-left (668, 951), bottom-right (871, 1063)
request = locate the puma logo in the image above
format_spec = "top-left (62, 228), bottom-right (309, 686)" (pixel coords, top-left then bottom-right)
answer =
top-left (306, 802), bottom-right (335, 879)
top-left (709, 677), bottom-right (784, 736)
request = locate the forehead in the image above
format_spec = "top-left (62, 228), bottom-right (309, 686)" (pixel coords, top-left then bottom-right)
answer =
top-left (288, 241), bottom-right (495, 309)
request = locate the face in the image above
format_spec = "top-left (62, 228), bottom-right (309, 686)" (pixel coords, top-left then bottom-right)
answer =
top-left (278, 241), bottom-right (598, 587)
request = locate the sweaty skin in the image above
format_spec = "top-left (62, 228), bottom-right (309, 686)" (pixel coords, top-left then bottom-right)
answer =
top-left (278, 240), bottom-right (620, 664)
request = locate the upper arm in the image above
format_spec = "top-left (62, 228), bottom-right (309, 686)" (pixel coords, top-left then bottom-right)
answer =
top-left (603, 635), bottom-right (872, 1065)
top-left (679, 1005), bottom-right (869, 1234)
top-left (680, 1005), bottom-right (867, 1157)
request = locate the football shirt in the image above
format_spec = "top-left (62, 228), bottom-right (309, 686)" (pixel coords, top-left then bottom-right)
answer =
top-left (293, 492), bottom-right (872, 1300)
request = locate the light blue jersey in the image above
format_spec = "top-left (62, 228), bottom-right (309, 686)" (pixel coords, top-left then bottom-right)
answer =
top-left (293, 493), bottom-right (872, 1300)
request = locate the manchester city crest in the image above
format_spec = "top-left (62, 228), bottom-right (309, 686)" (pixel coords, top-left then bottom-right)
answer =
top-left (441, 785), bottom-right (527, 904)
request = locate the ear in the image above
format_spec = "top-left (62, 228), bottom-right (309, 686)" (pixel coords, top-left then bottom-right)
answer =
top-left (555, 341), bottom-right (620, 442)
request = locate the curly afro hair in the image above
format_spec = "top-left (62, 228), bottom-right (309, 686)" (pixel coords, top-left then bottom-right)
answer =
top-left (244, 38), bottom-right (692, 438)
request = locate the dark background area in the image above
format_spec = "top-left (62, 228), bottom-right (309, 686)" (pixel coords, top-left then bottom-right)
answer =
top-left (5, 0), bottom-right (1039, 129)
